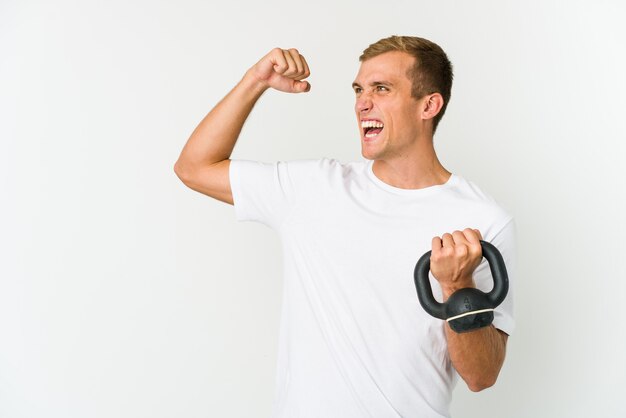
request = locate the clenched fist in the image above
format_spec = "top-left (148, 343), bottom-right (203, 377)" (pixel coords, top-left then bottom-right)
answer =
top-left (246, 48), bottom-right (311, 93)
top-left (430, 228), bottom-right (484, 298)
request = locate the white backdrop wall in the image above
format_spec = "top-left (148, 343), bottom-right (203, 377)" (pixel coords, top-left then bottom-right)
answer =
top-left (1, 1), bottom-right (625, 417)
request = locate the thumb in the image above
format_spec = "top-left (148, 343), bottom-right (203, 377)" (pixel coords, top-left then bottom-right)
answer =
top-left (294, 80), bottom-right (310, 93)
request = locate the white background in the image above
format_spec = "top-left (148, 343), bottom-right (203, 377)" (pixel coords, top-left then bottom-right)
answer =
top-left (1, 1), bottom-right (625, 417)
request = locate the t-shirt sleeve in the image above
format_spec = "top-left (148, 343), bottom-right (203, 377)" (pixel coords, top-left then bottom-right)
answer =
top-left (474, 217), bottom-right (517, 336)
top-left (229, 159), bottom-right (296, 230)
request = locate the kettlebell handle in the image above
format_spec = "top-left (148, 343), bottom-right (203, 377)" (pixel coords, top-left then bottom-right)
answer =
top-left (413, 240), bottom-right (509, 320)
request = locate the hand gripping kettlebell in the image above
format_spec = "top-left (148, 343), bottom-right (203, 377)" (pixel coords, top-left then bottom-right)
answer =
top-left (413, 240), bottom-right (509, 333)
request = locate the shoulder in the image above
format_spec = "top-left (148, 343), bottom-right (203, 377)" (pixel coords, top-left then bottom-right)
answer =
top-left (231, 158), bottom-right (365, 189)
top-left (450, 176), bottom-right (500, 202)
top-left (280, 158), bottom-right (365, 180)
top-left (448, 175), bottom-right (513, 230)
top-left (283, 158), bottom-right (362, 170)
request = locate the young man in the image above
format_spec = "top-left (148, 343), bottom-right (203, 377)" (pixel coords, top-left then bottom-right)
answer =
top-left (175, 36), bottom-right (515, 418)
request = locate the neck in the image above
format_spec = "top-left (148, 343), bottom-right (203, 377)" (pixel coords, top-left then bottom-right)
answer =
top-left (371, 139), bottom-right (451, 190)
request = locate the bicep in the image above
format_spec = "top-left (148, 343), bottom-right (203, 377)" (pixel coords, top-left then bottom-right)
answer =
top-left (175, 159), bottom-right (233, 205)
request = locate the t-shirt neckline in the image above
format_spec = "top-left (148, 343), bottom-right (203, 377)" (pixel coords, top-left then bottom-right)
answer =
top-left (364, 159), bottom-right (458, 196)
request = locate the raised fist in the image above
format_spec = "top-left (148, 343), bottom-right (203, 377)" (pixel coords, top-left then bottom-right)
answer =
top-left (247, 48), bottom-right (311, 93)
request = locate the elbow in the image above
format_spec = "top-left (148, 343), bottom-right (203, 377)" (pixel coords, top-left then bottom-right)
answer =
top-left (174, 160), bottom-right (194, 185)
top-left (467, 382), bottom-right (493, 393)
top-left (466, 375), bottom-right (498, 392)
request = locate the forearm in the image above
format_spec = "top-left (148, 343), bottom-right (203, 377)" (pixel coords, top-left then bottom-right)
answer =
top-left (175, 71), bottom-right (268, 172)
top-left (445, 323), bottom-right (507, 392)
top-left (441, 280), bottom-right (508, 391)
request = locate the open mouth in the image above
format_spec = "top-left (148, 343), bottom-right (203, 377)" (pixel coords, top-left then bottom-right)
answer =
top-left (361, 120), bottom-right (384, 138)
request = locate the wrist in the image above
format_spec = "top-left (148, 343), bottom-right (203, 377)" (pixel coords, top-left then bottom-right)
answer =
top-left (441, 276), bottom-right (476, 301)
top-left (241, 69), bottom-right (271, 95)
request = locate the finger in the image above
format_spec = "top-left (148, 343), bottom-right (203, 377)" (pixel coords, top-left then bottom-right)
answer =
top-left (281, 49), bottom-right (298, 76)
top-left (452, 230), bottom-right (469, 245)
top-left (292, 80), bottom-right (310, 93)
top-left (441, 233), bottom-right (454, 249)
top-left (451, 230), bottom-right (473, 258)
top-left (462, 228), bottom-right (482, 259)
top-left (271, 48), bottom-right (289, 74)
top-left (431, 236), bottom-right (443, 256)
top-left (300, 54), bottom-right (311, 79)
top-left (462, 228), bottom-right (480, 244)
top-left (287, 48), bottom-right (304, 75)
top-left (473, 229), bottom-right (483, 240)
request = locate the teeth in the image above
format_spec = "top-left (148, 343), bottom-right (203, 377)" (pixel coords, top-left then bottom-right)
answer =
top-left (361, 120), bottom-right (384, 129)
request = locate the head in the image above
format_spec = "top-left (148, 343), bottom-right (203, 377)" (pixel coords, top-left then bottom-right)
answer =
top-left (359, 35), bottom-right (453, 134)
top-left (353, 36), bottom-right (453, 161)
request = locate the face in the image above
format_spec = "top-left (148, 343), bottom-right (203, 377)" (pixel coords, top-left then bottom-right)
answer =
top-left (353, 51), bottom-right (426, 161)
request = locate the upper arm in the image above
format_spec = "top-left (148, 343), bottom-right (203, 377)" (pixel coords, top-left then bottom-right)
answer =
top-left (174, 159), bottom-right (233, 205)
top-left (498, 329), bottom-right (509, 348)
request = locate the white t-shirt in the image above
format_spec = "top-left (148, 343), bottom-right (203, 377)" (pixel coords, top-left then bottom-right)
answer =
top-left (230, 158), bottom-right (516, 418)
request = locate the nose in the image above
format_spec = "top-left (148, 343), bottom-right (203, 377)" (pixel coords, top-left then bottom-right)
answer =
top-left (356, 93), bottom-right (373, 114)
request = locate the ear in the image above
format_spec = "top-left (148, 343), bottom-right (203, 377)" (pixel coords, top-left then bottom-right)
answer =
top-left (420, 93), bottom-right (444, 121)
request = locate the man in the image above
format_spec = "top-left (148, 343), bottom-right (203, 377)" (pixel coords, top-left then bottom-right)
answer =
top-left (174, 36), bottom-right (515, 418)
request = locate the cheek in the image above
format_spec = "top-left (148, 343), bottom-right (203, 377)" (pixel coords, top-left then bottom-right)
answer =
top-left (397, 108), bottom-right (417, 128)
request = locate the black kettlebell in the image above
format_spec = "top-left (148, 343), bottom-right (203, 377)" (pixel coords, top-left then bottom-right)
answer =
top-left (413, 240), bottom-right (509, 333)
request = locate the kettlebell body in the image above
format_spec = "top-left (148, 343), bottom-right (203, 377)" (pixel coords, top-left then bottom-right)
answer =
top-left (413, 240), bottom-right (508, 333)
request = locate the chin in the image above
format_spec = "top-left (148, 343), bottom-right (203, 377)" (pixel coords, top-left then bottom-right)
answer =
top-left (361, 142), bottom-right (382, 161)
top-left (360, 146), bottom-right (373, 160)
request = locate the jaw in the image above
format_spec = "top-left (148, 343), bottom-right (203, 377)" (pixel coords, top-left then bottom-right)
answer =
top-left (361, 129), bottom-right (422, 162)
top-left (360, 131), bottom-right (388, 160)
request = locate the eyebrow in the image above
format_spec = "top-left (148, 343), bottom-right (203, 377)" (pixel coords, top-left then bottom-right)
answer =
top-left (352, 80), bottom-right (395, 89)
